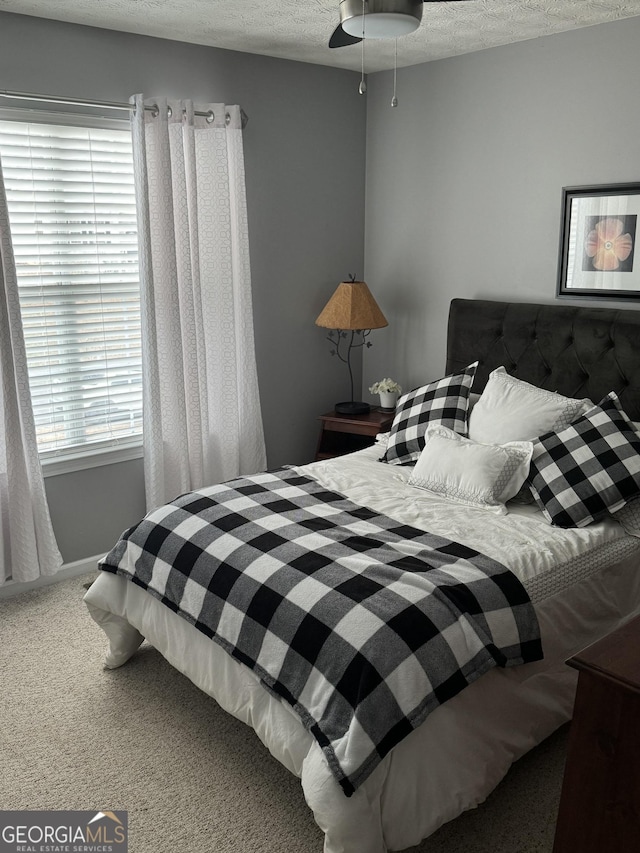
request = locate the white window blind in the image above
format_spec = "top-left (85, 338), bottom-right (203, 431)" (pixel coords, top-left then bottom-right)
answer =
top-left (0, 118), bottom-right (142, 457)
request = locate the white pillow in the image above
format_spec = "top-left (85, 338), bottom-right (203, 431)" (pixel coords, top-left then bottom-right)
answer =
top-left (612, 497), bottom-right (640, 538)
top-left (469, 367), bottom-right (592, 445)
top-left (408, 425), bottom-right (533, 514)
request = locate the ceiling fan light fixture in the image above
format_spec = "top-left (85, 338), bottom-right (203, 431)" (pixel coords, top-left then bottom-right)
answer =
top-left (343, 12), bottom-right (420, 38)
top-left (339, 0), bottom-right (423, 39)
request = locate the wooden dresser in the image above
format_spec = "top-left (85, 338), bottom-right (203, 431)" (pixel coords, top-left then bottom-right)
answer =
top-left (553, 614), bottom-right (640, 853)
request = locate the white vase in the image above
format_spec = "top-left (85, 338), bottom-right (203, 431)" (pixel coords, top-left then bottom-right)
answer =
top-left (379, 391), bottom-right (398, 410)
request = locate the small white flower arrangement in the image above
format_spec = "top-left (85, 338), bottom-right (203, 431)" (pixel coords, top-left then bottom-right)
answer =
top-left (369, 378), bottom-right (402, 395)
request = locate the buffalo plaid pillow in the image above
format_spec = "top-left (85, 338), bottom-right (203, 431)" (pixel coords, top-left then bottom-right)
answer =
top-left (527, 392), bottom-right (640, 528)
top-left (382, 362), bottom-right (478, 466)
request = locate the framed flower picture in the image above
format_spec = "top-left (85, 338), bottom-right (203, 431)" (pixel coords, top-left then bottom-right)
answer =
top-left (557, 183), bottom-right (640, 300)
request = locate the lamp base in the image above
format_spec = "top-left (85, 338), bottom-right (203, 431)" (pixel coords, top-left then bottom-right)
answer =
top-left (335, 401), bottom-right (371, 416)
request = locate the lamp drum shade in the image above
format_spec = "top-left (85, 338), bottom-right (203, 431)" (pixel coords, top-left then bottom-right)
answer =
top-left (315, 281), bottom-right (388, 330)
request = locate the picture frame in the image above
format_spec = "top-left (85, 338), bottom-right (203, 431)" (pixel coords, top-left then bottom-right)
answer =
top-left (557, 183), bottom-right (640, 300)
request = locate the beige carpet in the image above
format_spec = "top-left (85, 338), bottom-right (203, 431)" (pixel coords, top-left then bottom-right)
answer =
top-left (0, 574), bottom-right (567, 852)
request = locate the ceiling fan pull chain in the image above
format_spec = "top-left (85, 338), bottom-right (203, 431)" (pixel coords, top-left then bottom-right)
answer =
top-left (359, 0), bottom-right (367, 94)
top-left (391, 38), bottom-right (398, 107)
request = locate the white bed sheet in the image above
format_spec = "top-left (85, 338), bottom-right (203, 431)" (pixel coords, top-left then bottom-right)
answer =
top-left (84, 446), bottom-right (640, 853)
top-left (301, 442), bottom-right (637, 594)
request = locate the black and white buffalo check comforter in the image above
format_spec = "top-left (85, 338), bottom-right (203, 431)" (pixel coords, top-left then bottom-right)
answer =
top-left (100, 469), bottom-right (542, 796)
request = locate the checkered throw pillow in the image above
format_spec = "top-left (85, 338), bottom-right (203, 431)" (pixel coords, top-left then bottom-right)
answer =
top-left (382, 362), bottom-right (478, 466)
top-left (527, 392), bottom-right (640, 528)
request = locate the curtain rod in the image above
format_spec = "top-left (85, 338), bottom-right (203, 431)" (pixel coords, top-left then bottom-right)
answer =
top-left (0, 89), bottom-right (248, 128)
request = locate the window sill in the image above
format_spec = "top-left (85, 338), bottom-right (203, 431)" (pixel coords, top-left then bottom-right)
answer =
top-left (42, 441), bottom-right (144, 477)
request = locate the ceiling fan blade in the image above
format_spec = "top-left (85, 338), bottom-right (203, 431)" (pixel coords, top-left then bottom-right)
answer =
top-left (329, 23), bottom-right (363, 48)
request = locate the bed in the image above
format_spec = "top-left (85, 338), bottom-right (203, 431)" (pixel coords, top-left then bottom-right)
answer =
top-left (84, 298), bottom-right (640, 853)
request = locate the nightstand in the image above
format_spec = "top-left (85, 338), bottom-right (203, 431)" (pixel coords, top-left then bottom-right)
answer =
top-left (315, 409), bottom-right (394, 462)
top-left (553, 614), bottom-right (640, 853)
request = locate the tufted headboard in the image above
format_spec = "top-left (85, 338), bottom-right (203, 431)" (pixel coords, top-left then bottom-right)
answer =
top-left (446, 299), bottom-right (640, 421)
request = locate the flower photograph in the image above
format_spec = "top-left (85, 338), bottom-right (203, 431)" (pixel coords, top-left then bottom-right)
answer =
top-left (583, 215), bottom-right (635, 273)
top-left (557, 183), bottom-right (640, 299)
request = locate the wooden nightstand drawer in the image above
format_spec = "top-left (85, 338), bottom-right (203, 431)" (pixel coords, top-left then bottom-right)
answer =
top-left (315, 409), bottom-right (394, 461)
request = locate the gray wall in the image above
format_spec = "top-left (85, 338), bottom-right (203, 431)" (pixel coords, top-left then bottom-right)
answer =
top-left (363, 17), bottom-right (640, 397)
top-left (5, 11), bottom-right (640, 564)
top-left (0, 12), bottom-right (366, 562)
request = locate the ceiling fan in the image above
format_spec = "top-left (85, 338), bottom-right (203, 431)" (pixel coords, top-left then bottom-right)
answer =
top-left (329, 0), bottom-right (473, 48)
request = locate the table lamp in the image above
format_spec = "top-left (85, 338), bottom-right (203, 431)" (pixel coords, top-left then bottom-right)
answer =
top-left (315, 276), bottom-right (388, 415)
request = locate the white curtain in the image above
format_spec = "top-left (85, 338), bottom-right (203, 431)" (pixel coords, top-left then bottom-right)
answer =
top-left (0, 159), bottom-right (62, 585)
top-left (131, 95), bottom-right (266, 509)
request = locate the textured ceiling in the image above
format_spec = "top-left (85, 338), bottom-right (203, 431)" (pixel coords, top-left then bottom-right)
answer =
top-left (2, 0), bottom-right (640, 73)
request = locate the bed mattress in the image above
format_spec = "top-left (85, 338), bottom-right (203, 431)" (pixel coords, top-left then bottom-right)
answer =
top-left (84, 443), bottom-right (640, 852)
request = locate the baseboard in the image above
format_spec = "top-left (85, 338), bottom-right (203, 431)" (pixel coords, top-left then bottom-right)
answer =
top-left (0, 554), bottom-right (104, 600)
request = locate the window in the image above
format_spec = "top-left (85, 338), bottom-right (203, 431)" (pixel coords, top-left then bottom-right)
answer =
top-left (0, 117), bottom-right (142, 461)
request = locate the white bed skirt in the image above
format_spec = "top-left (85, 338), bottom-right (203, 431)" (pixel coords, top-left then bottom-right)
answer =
top-left (85, 552), bottom-right (640, 853)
